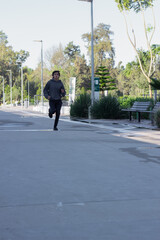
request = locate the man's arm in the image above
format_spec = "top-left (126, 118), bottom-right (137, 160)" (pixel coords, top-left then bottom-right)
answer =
top-left (61, 82), bottom-right (66, 97)
top-left (44, 81), bottom-right (50, 100)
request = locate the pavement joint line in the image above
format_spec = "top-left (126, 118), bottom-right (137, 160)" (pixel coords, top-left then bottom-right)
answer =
top-left (0, 129), bottom-right (53, 132)
top-left (1, 197), bottom-right (160, 209)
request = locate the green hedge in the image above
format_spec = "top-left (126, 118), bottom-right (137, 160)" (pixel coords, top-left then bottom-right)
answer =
top-left (118, 96), bottom-right (154, 109)
top-left (70, 94), bottom-right (155, 120)
top-left (91, 95), bottom-right (121, 119)
top-left (70, 93), bottom-right (91, 118)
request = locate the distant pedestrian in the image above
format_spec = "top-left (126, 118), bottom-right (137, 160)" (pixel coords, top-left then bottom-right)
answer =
top-left (44, 70), bottom-right (66, 131)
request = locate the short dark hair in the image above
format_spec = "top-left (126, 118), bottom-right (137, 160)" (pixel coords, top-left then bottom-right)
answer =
top-left (52, 70), bottom-right (60, 77)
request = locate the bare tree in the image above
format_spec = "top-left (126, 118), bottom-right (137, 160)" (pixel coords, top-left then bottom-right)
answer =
top-left (45, 44), bottom-right (65, 70)
top-left (115, 0), bottom-right (156, 97)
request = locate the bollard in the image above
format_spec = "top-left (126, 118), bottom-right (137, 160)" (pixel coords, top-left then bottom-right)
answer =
top-left (88, 106), bottom-right (91, 123)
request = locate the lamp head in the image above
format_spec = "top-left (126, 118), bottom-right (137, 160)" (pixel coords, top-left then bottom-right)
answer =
top-left (78, 0), bottom-right (92, 2)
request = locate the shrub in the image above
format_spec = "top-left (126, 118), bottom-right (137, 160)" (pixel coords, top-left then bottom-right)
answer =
top-left (70, 93), bottom-right (91, 118)
top-left (154, 109), bottom-right (160, 128)
top-left (118, 96), bottom-right (153, 109)
top-left (91, 95), bottom-right (121, 119)
top-left (118, 96), bottom-right (136, 109)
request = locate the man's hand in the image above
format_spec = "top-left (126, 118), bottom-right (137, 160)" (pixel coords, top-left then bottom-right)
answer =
top-left (61, 89), bottom-right (65, 93)
top-left (48, 96), bottom-right (51, 100)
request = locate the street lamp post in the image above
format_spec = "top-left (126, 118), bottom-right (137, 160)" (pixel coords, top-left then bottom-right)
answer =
top-left (16, 59), bottom-right (23, 107)
top-left (21, 64), bottom-right (23, 107)
top-left (28, 79), bottom-right (29, 106)
top-left (78, 0), bottom-right (94, 105)
top-left (34, 40), bottom-right (44, 106)
top-left (2, 76), bottom-right (5, 105)
top-left (7, 70), bottom-right (12, 105)
top-left (0, 76), bottom-right (5, 105)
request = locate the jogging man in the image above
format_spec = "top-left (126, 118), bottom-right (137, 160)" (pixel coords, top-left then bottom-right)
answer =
top-left (44, 70), bottom-right (66, 131)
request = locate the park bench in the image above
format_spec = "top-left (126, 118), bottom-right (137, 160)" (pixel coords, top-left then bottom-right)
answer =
top-left (122, 101), bottom-right (152, 122)
top-left (152, 101), bottom-right (160, 112)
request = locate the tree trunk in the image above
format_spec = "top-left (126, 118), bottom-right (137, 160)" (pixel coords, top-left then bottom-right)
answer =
top-left (147, 76), bottom-right (152, 98)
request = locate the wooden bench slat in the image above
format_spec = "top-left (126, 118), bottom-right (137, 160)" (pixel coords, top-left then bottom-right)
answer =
top-left (122, 101), bottom-right (160, 123)
top-left (122, 101), bottom-right (152, 122)
top-left (152, 102), bottom-right (160, 112)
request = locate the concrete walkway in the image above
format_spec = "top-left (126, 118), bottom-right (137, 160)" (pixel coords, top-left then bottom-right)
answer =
top-left (0, 106), bottom-right (160, 240)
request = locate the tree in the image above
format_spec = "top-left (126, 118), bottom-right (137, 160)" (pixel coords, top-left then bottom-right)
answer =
top-left (0, 31), bottom-right (29, 77)
top-left (45, 44), bottom-right (65, 70)
top-left (115, 0), bottom-right (155, 12)
top-left (95, 66), bottom-right (116, 95)
top-left (63, 42), bottom-right (83, 94)
top-left (64, 41), bottom-right (80, 63)
top-left (82, 23), bottom-right (115, 69)
top-left (12, 86), bottom-right (20, 102)
top-left (74, 55), bottom-right (90, 93)
top-left (0, 30), bottom-right (29, 103)
top-left (114, 62), bottom-right (131, 95)
top-left (122, 59), bottom-right (149, 95)
top-left (63, 42), bottom-right (91, 95)
top-left (115, 0), bottom-right (155, 97)
top-left (150, 77), bottom-right (160, 90)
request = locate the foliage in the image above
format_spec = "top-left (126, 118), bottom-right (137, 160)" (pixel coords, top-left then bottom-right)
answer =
top-left (91, 95), bottom-right (121, 119)
top-left (70, 92), bottom-right (91, 118)
top-left (115, 0), bottom-right (155, 13)
top-left (136, 46), bottom-right (160, 74)
top-left (0, 30), bottom-right (29, 103)
top-left (64, 41), bottom-right (80, 62)
top-left (118, 95), bottom-right (153, 109)
top-left (118, 96), bottom-right (136, 109)
top-left (0, 31), bottom-right (29, 80)
top-left (118, 49), bottom-right (160, 95)
top-left (95, 66), bottom-right (116, 93)
top-left (150, 77), bottom-right (160, 90)
top-left (1, 23), bottom-right (160, 105)
top-left (45, 44), bottom-right (65, 70)
top-left (115, 0), bottom-right (156, 97)
top-left (154, 109), bottom-right (160, 128)
top-left (82, 23), bottom-right (115, 69)
top-left (74, 55), bottom-right (91, 94)
top-left (63, 41), bottom-right (91, 94)
top-left (12, 86), bottom-right (20, 102)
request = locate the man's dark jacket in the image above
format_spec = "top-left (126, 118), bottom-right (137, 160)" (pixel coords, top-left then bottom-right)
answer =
top-left (44, 79), bottom-right (66, 100)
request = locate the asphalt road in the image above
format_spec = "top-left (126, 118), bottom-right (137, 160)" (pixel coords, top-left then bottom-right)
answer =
top-left (0, 108), bottom-right (160, 240)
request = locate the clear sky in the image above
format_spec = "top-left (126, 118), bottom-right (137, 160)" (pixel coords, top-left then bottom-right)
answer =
top-left (0, 0), bottom-right (160, 69)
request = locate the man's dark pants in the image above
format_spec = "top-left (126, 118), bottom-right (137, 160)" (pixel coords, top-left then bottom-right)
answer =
top-left (49, 99), bottom-right (62, 128)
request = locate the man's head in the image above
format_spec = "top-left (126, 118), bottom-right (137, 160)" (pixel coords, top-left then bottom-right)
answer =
top-left (52, 70), bottom-right (60, 81)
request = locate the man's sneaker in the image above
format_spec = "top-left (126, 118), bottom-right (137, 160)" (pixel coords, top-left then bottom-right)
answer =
top-left (48, 109), bottom-right (53, 118)
top-left (54, 127), bottom-right (58, 131)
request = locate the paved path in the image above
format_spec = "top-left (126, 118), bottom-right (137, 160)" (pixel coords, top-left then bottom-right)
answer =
top-left (0, 107), bottom-right (160, 240)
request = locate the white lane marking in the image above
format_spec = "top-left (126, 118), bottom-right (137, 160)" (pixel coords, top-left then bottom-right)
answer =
top-left (57, 202), bottom-right (63, 207)
top-left (0, 129), bottom-right (53, 132)
top-left (57, 202), bottom-right (85, 208)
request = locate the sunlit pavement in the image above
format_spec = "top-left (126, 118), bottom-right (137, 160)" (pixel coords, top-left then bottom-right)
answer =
top-left (0, 106), bottom-right (160, 240)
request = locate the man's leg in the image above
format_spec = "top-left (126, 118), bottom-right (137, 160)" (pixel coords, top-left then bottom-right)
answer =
top-left (54, 100), bottom-right (62, 130)
top-left (49, 100), bottom-right (56, 118)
